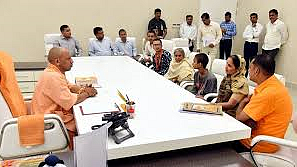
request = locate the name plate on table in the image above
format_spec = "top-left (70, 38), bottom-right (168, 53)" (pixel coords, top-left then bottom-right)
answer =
top-left (75, 76), bottom-right (98, 87)
top-left (181, 102), bottom-right (223, 115)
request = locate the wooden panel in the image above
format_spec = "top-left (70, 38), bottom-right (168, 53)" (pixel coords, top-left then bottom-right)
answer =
top-left (15, 71), bottom-right (34, 82)
top-left (18, 82), bottom-right (35, 93)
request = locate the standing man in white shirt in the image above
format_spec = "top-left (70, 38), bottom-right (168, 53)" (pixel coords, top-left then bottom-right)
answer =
top-left (55, 25), bottom-right (82, 57)
top-left (243, 13), bottom-right (263, 76)
top-left (88, 27), bottom-right (114, 56)
top-left (114, 29), bottom-right (137, 57)
top-left (179, 15), bottom-right (197, 52)
top-left (262, 9), bottom-right (288, 59)
top-left (197, 13), bottom-right (222, 67)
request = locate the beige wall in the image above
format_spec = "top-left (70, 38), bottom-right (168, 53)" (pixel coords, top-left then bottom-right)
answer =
top-left (233, 0), bottom-right (297, 84)
top-left (0, 0), bottom-right (199, 62)
top-left (2, 0), bottom-right (296, 84)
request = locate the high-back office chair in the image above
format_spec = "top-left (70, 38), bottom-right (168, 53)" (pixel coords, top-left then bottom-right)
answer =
top-left (161, 39), bottom-right (175, 54)
top-left (202, 59), bottom-right (226, 102)
top-left (210, 58), bottom-right (226, 88)
top-left (241, 112), bottom-right (297, 167)
top-left (0, 52), bottom-right (69, 160)
top-left (171, 38), bottom-right (189, 48)
top-left (44, 34), bottom-right (60, 57)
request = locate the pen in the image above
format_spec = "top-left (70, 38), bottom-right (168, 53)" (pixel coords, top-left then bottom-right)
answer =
top-left (126, 94), bottom-right (130, 103)
top-left (114, 103), bottom-right (121, 111)
top-left (79, 106), bottom-right (84, 115)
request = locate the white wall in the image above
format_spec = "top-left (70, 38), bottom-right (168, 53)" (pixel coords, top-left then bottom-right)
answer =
top-left (0, 0), bottom-right (199, 62)
top-left (199, 0), bottom-right (238, 23)
top-left (233, 0), bottom-right (297, 84)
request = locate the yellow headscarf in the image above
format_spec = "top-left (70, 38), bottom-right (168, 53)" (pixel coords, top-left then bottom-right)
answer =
top-left (165, 48), bottom-right (194, 83)
top-left (229, 54), bottom-right (249, 95)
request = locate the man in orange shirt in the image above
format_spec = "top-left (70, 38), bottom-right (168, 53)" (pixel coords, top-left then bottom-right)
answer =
top-left (235, 54), bottom-right (292, 153)
top-left (31, 47), bottom-right (97, 148)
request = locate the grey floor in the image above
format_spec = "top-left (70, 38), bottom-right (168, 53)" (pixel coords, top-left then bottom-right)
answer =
top-left (284, 85), bottom-right (297, 141)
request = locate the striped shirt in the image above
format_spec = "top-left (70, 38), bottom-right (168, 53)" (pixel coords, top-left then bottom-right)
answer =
top-left (220, 21), bottom-right (237, 40)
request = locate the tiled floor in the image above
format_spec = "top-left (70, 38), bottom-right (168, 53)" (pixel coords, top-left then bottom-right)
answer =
top-left (284, 84), bottom-right (297, 141)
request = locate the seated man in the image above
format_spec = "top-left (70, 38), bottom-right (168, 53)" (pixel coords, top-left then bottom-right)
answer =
top-left (191, 53), bottom-right (217, 98)
top-left (31, 47), bottom-right (97, 149)
top-left (139, 30), bottom-right (156, 66)
top-left (236, 54), bottom-right (292, 153)
top-left (54, 25), bottom-right (82, 57)
top-left (114, 29), bottom-right (137, 57)
top-left (88, 27), bottom-right (113, 56)
top-left (151, 38), bottom-right (171, 75)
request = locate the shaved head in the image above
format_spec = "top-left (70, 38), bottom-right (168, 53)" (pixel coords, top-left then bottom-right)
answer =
top-left (48, 47), bottom-right (62, 63)
top-left (47, 47), bottom-right (73, 73)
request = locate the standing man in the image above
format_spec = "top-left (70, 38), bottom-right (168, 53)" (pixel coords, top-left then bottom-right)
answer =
top-left (88, 27), bottom-right (113, 56)
top-left (114, 29), bottom-right (137, 57)
top-left (152, 39), bottom-right (172, 75)
top-left (179, 15), bottom-right (197, 52)
top-left (55, 25), bottom-right (82, 57)
top-left (236, 54), bottom-right (292, 153)
top-left (148, 8), bottom-right (167, 39)
top-left (220, 12), bottom-right (237, 59)
top-left (197, 13), bottom-right (222, 67)
top-left (243, 13), bottom-right (263, 76)
top-left (262, 9), bottom-right (288, 59)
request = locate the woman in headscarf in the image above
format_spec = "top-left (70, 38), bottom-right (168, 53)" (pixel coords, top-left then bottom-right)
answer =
top-left (165, 48), bottom-right (194, 84)
top-left (216, 55), bottom-right (249, 117)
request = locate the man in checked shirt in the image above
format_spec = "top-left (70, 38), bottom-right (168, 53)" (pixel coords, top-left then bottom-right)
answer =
top-left (220, 12), bottom-right (237, 60)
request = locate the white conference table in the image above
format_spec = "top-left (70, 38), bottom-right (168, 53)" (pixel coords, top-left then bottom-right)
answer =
top-left (66, 56), bottom-right (251, 160)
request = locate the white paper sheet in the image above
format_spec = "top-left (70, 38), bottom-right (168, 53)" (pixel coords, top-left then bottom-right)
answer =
top-left (202, 35), bottom-right (215, 47)
top-left (79, 88), bottom-right (120, 115)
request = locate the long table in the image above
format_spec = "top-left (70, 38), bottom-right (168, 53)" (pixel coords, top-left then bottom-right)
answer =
top-left (66, 56), bottom-right (251, 160)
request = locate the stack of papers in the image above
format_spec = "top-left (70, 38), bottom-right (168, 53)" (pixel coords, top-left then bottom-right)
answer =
top-left (75, 76), bottom-right (98, 87)
top-left (180, 102), bottom-right (223, 115)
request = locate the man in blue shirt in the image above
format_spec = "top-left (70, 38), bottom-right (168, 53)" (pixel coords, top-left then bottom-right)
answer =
top-left (114, 29), bottom-right (137, 57)
top-left (220, 12), bottom-right (237, 59)
top-left (88, 27), bottom-right (114, 56)
top-left (55, 25), bottom-right (82, 57)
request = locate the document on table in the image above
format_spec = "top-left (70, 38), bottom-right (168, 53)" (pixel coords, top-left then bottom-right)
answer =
top-left (79, 89), bottom-right (120, 115)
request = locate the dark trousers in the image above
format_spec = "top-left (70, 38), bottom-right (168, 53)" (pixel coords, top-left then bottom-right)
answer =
top-left (262, 48), bottom-right (279, 60)
top-left (189, 41), bottom-right (194, 52)
top-left (219, 39), bottom-right (232, 59)
top-left (229, 140), bottom-right (250, 153)
top-left (244, 41), bottom-right (258, 76)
